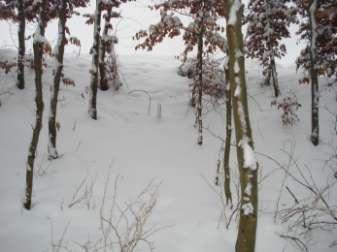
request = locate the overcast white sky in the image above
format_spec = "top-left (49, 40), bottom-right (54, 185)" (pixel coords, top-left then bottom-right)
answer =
top-left (0, 0), bottom-right (301, 67)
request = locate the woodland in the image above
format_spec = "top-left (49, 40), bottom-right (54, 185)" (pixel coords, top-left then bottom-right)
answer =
top-left (0, 0), bottom-right (336, 251)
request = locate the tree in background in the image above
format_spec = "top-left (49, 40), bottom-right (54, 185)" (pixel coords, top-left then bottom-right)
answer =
top-left (295, 0), bottom-right (337, 145)
top-left (315, 1), bottom-right (337, 83)
top-left (245, 0), bottom-right (296, 97)
top-left (0, 0), bottom-right (38, 89)
top-left (48, 0), bottom-right (89, 159)
top-left (88, 0), bottom-right (102, 120)
top-left (16, 0), bottom-right (25, 89)
top-left (135, 0), bottom-right (226, 145)
top-left (88, 0), bottom-right (127, 119)
top-left (99, 1), bottom-right (124, 91)
top-left (296, 0), bottom-right (319, 145)
top-left (224, 0), bottom-right (259, 250)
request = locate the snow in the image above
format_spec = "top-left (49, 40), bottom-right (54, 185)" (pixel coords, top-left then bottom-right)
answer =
top-left (239, 137), bottom-right (257, 170)
top-left (0, 49), bottom-right (336, 252)
top-left (33, 25), bottom-right (48, 44)
top-left (228, 0), bottom-right (242, 26)
top-left (242, 202), bottom-right (254, 215)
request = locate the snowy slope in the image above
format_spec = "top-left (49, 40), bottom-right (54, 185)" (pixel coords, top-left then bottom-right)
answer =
top-left (0, 50), bottom-right (336, 252)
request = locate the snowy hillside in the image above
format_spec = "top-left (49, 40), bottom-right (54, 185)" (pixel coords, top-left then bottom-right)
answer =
top-left (0, 50), bottom-right (336, 252)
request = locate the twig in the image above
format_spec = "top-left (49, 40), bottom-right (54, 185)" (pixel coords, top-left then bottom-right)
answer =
top-left (278, 233), bottom-right (308, 252)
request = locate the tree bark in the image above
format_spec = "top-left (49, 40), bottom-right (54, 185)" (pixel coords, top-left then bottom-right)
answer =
top-left (16, 0), bottom-right (25, 90)
top-left (24, 3), bottom-right (46, 210)
top-left (196, 28), bottom-right (204, 145)
top-left (225, 1), bottom-right (258, 251)
top-left (270, 57), bottom-right (280, 97)
top-left (48, 0), bottom-right (67, 159)
top-left (89, 0), bottom-right (102, 120)
top-left (223, 66), bottom-right (232, 205)
top-left (265, 0), bottom-right (280, 97)
top-left (308, 0), bottom-right (319, 146)
top-left (99, 9), bottom-right (111, 91)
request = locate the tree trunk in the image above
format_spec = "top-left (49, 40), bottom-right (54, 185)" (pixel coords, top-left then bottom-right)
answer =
top-left (308, 0), bottom-right (319, 146)
top-left (89, 0), bottom-right (102, 120)
top-left (23, 4), bottom-right (46, 210)
top-left (48, 0), bottom-right (67, 159)
top-left (196, 29), bottom-right (204, 145)
top-left (226, 1), bottom-right (258, 251)
top-left (270, 57), bottom-right (280, 97)
top-left (99, 9), bottom-right (111, 91)
top-left (265, 0), bottom-right (280, 97)
top-left (223, 66), bottom-right (232, 206)
top-left (16, 0), bottom-right (25, 90)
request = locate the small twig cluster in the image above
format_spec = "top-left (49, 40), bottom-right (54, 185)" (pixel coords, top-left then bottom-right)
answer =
top-left (96, 175), bottom-right (161, 252)
top-left (65, 174), bottom-right (96, 210)
top-left (273, 148), bottom-right (337, 249)
top-left (271, 94), bottom-right (301, 126)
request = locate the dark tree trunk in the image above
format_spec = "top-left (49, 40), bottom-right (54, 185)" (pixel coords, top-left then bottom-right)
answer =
top-left (48, 0), bottom-right (67, 159)
top-left (225, 1), bottom-right (258, 251)
top-left (308, 0), bottom-right (319, 146)
top-left (270, 58), bottom-right (280, 97)
top-left (98, 9), bottom-right (111, 91)
top-left (16, 0), bottom-right (25, 90)
top-left (24, 5), bottom-right (46, 210)
top-left (89, 0), bottom-right (102, 120)
top-left (196, 29), bottom-right (204, 145)
top-left (265, 1), bottom-right (280, 97)
top-left (223, 67), bottom-right (232, 206)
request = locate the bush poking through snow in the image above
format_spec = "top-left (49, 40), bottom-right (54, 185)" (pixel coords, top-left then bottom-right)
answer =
top-left (96, 176), bottom-right (162, 252)
top-left (271, 94), bottom-right (301, 126)
top-left (53, 173), bottom-right (163, 252)
top-left (274, 148), bottom-right (337, 250)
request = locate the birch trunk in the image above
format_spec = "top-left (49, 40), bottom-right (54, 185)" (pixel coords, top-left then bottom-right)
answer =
top-left (48, 0), bottom-right (67, 159)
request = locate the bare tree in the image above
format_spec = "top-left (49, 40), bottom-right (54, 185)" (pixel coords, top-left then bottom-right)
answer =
top-left (24, 0), bottom-right (47, 210)
top-left (88, 0), bottom-right (102, 120)
top-left (48, 0), bottom-right (89, 159)
top-left (223, 65), bottom-right (232, 205)
top-left (16, 0), bottom-right (25, 89)
top-left (48, 0), bottom-right (66, 159)
top-left (225, 0), bottom-right (259, 251)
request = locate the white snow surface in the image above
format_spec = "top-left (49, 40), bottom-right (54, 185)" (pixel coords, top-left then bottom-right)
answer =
top-left (0, 49), bottom-right (337, 252)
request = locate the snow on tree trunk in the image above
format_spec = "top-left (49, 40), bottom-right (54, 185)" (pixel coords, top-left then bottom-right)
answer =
top-left (24, 3), bottom-right (46, 210)
top-left (106, 40), bottom-right (122, 91)
top-left (48, 0), bottom-right (66, 159)
top-left (89, 0), bottom-right (102, 120)
top-left (98, 9), bottom-right (111, 91)
top-left (309, 0), bottom-right (319, 146)
top-left (226, 0), bottom-right (258, 251)
top-left (16, 0), bottom-right (25, 90)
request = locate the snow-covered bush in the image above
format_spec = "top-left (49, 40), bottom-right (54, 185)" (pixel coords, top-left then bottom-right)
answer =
top-left (272, 93), bottom-right (301, 126)
top-left (178, 57), bottom-right (226, 100)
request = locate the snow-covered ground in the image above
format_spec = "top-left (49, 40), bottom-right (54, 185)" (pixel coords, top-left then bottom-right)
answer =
top-left (0, 50), bottom-right (336, 252)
